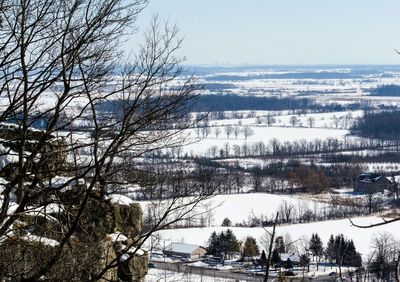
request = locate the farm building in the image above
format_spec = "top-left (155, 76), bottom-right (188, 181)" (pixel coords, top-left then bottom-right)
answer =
top-left (354, 173), bottom-right (392, 193)
top-left (164, 242), bottom-right (207, 260)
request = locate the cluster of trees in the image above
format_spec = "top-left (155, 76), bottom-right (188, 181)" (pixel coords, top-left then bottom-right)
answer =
top-left (198, 125), bottom-right (254, 140)
top-left (97, 94), bottom-right (360, 116)
top-left (205, 71), bottom-right (358, 81)
top-left (370, 84), bottom-right (400, 97)
top-left (288, 165), bottom-right (330, 193)
top-left (271, 233), bottom-right (361, 277)
top-left (197, 109), bottom-right (354, 129)
top-left (206, 230), bottom-right (240, 259)
top-left (351, 110), bottom-right (400, 140)
top-left (200, 135), bottom-right (399, 160)
top-left (206, 231), bottom-right (263, 261)
top-left (248, 161), bottom-right (363, 194)
top-left (325, 234), bottom-right (362, 268)
top-left (190, 95), bottom-right (312, 112)
top-left (327, 151), bottom-right (400, 166)
top-left (368, 233), bottom-right (400, 281)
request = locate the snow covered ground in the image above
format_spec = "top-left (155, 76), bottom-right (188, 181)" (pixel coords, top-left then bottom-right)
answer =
top-left (193, 193), bottom-right (328, 226)
top-left (146, 268), bottom-right (236, 282)
top-left (138, 192), bottom-right (329, 227)
top-left (155, 216), bottom-right (400, 261)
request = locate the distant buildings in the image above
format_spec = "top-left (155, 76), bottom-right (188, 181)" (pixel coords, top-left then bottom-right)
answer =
top-left (354, 173), bottom-right (392, 193)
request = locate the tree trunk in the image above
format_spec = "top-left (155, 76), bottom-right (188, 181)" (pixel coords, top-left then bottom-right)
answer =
top-left (264, 212), bottom-right (279, 282)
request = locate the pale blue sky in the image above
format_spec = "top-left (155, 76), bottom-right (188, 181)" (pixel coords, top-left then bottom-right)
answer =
top-left (133, 0), bottom-right (400, 65)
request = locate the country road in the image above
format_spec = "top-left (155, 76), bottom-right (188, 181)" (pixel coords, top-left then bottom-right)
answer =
top-left (150, 261), bottom-right (340, 281)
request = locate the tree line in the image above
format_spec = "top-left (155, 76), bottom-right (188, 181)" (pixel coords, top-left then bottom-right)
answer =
top-left (351, 110), bottom-right (400, 140)
top-left (198, 137), bottom-right (400, 160)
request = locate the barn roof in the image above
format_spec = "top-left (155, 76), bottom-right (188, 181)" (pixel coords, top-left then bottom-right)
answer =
top-left (166, 242), bottom-right (204, 254)
top-left (358, 173), bottom-right (391, 183)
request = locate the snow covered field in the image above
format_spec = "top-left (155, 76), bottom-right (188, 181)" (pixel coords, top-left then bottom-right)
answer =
top-left (138, 192), bottom-right (330, 228)
top-left (156, 216), bottom-right (400, 261)
top-left (192, 193), bottom-right (328, 226)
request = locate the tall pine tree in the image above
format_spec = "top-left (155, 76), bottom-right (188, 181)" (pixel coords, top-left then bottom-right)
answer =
top-left (325, 234), bottom-right (336, 263)
top-left (309, 233), bottom-right (324, 270)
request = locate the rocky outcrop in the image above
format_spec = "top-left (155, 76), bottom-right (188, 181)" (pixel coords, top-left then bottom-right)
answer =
top-left (0, 193), bottom-right (148, 281)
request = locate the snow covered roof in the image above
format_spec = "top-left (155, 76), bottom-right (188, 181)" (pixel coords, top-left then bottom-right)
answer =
top-left (166, 242), bottom-right (204, 254)
top-left (280, 252), bottom-right (300, 262)
top-left (358, 173), bottom-right (391, 183)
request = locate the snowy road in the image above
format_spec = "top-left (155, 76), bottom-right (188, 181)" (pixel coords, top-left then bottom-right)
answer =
top-left (147, 261), bottom-right (341, 281)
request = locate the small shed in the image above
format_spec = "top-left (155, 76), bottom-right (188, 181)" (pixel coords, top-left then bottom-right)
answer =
top-left (164, 242), bottom-right (207, 260)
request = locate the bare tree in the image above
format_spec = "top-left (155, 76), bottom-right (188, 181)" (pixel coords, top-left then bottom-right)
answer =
top-left (266, 112), bottom-right (276, 127)
top-left (260, 212), bottom-right (279, 282)
top-left (224, 124), bottom-right (233, 139)
top-left (369, 233), bottom-right (400, 281)
top-left (279, 200), bottom-right (296, 223)
top-left (332, 115), bottom-right (340, 128)
top-left (233, 126), bottom-right (241, 139)
top-left (0, 1), bottom-right (210, 280)
top-left (214, 127), bottom-right (221, 138)
top-left (242, 125), bottom-right (254, 140)
top-left (201, 126), bottom-right (211, 138)
top-left (307, 116), bottom-right (315, 128)
top-left (289, 116), bottom-right (299, 127)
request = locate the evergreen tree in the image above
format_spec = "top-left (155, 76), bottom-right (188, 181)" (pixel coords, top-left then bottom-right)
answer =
top-left (309, 233), bottom-right (324, 270)
top-left (206, 231), bottom-right (219, 256)
top-left (325, 234), bottom-right (362, 268)
top-left (344, 240), bottom-right (362, 267)
top-left (271, 248), bottom-right (281, 267)
top-left (260, 250), bottom-right (267, 264)
top-left (225, 229), bottom-right (240, 258)
top-left (309, 233), bottom-right (323, 257)
top-left (242, 236), bottom-right (260, 259)
top-left (258, 250), bottom-right (267, 270)
top-left (325, 234), bottom-right (336, 263)
top-left (219, 230), bottom-right (227, 256)
top-left (206, 229), bottom-right (240, 259)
